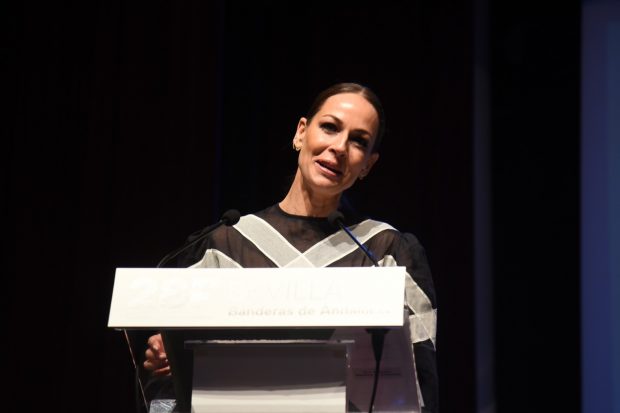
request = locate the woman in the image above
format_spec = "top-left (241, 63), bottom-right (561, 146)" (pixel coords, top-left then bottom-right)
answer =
top-left (144, 83), bottom-right (438, 412)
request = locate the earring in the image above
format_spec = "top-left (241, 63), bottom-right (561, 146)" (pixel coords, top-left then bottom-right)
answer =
top-left (293, 142), bottom-right (301, 151)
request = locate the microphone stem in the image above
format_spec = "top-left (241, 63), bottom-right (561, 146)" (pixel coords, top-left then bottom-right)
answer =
top-left (336, 222), bottom-right (380, 266)
top-left (156, 220), bottom-right (224, 268)
top-left (367, 328), bottom-right (388, 413)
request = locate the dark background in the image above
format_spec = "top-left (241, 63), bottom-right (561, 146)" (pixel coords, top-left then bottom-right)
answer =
top-left (5, 1), bottom-right (579, 412)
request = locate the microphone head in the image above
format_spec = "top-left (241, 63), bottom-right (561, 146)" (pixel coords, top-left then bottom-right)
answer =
top-left (327, 210), bottom-right (345, 228)
top-left (221, 209), bottom-right (241, 226)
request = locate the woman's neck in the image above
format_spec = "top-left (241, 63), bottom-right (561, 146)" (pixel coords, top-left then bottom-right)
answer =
top-left (279, 170), bottom-right (340, 217)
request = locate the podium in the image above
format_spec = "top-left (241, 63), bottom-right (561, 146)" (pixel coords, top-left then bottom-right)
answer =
top-left (108, 267), bottom-right (421, 413)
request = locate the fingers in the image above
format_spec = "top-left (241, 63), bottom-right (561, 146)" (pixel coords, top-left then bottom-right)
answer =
top-left (146, 334), bottom-right (167, 359)
top-left (153, 365), bottom-right (171, 376)
top-left (145, 348), bottom-right (167, 363)
top-left (143, 349), bottom-right (169, 371)
top-left (143, 333), bottom-right (170, 373)
top-left (147, 334), bottom-right (165, 353)
top-left (143, 357), bottom-right (170, 373)
top-left (144, 347), bottom-right (166, 363)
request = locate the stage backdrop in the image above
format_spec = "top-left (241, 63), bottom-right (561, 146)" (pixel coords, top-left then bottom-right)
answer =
top-left (6, 1), bottom-right (583, 412)
top-left (6, 1), bottom-right (474, 412)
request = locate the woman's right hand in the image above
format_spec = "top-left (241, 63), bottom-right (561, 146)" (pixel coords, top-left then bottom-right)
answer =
top-left (143, 333), bottom-right (171, 376)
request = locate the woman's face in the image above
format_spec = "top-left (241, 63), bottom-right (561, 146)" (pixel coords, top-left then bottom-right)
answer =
top-left (293, 93), bottom-right (380, 198)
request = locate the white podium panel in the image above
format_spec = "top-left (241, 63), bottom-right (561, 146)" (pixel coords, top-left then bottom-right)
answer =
top-left (191, 342), bottom-right (348, 413)
top-left (108, 267), bottom-right (406, 328)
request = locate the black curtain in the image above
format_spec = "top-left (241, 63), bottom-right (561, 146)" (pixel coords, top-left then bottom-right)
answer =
top-left (489, 2), bottom-right (581, 412)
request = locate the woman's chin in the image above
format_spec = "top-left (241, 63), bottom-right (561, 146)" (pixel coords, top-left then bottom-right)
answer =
top-left (306, 176), bottom-right (355, 196)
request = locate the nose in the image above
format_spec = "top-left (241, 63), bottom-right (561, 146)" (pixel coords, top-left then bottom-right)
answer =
top-left (329, 133), bottom-right (348, 156)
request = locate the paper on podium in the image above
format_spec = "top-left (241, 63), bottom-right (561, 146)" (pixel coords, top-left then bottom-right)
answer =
top-left (335, 326), bottom-right (421, 412)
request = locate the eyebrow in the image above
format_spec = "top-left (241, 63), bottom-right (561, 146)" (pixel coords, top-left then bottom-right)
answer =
top-left (320, 114), bottom-right (372, 137)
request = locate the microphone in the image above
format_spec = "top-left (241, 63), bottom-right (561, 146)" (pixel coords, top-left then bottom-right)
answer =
top-left (153, 209), bottom-right (240, 412)
top-left (328, 210), bottom-right (387, 413)
top-left (156, 209), bottom-right (241, 268)
top-left (328, 211), bottom-right (379, 266)
top-left (125, 210), bottom-right (240, 413)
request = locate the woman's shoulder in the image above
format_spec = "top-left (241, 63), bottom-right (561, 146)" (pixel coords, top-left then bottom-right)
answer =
top-left (358, 215), bottom-right (417, 239)
top-left (360, 217), bottom-right (426, 254)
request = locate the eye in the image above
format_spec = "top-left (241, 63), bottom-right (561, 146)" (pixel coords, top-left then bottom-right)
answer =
top-left (350, 135), bottom-right (370, 149)
top-left (320, 122), bottom-right (338, 134)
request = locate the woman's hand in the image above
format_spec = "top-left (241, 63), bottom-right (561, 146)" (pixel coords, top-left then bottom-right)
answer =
top-left (143, 333), bottom-right (171, 376)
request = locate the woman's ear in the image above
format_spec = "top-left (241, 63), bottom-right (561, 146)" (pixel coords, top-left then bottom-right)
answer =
top-left (360, 153), bottom-right (380, 179)
top-left (292, 117), bottom-right (307, 149)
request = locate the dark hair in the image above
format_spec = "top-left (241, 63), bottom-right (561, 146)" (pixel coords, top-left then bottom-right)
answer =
top-left (306, 82), bottom-right (385, 153)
